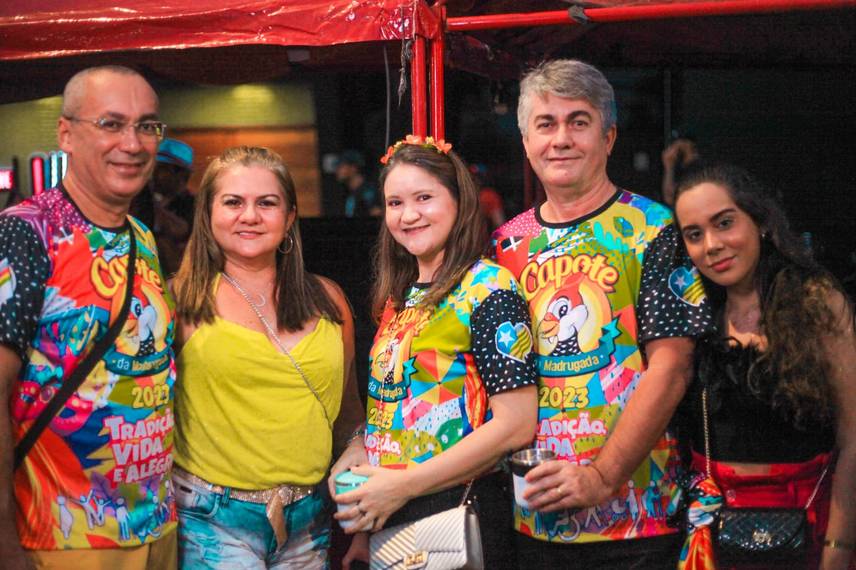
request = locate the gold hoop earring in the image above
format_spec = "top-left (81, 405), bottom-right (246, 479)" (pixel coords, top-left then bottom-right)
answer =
top-left (278, 234), bottom-right (294, 255)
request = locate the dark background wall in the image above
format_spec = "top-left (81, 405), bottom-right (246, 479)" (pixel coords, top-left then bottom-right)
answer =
top-left (306, 64), bottom-right (856, 398)
top-left (311, 64), bottom-right (856, 283)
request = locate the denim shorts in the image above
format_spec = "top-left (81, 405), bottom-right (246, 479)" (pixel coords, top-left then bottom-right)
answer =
top-left (175, 471), bottom-right (330, 569)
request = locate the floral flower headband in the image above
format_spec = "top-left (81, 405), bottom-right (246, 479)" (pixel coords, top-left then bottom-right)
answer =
top-left (380, 134), bottom-right (452, 165)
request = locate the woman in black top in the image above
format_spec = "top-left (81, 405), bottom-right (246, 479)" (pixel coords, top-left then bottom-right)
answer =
top-left (673, 163), bottom-right (855, 569)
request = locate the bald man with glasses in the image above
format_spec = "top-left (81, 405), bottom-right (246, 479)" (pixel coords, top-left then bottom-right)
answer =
top-left (0, 65), bottom-right (177, 569)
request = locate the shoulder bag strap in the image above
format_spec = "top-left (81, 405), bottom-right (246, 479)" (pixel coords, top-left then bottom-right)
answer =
top-left (701, 386), bottom-right (712, 478)
top-left (14, 227), bottom-right (137, 469)
top-left (220, 272), bottom-right (334, 430)
top-left (458, 479), bottom-right (476, 507)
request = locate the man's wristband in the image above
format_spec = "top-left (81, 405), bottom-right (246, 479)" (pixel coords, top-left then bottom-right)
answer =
top-left (823, 539), bottom-right (855, 550)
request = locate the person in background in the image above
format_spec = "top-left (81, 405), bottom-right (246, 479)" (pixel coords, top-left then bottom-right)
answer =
top-left (673, 162), bottom-right (856, 570)
top-left (332, 136), bottom-right (538, 569)
top-left (152, 138), bottom-right (195, 273)
top-left (335, 149), bottom-right (381, 217)
top-left (470, 162), bottom-right (506, 231)
top-left (493, 59), bottom-right (712, 569)
top-left (0, 65), bottom-right (177, 569)
top-left (171, 146), bottom-right (364, 568)
top-left (131, 138), bottom-right (195, 275)
top-left (661, 136), bottom-right (699, 208)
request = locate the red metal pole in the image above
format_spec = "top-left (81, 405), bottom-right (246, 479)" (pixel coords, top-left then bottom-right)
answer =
top-left (430, 4), bottom-right (446, 140)
top-left (446, 0), bottom-right (856, 31)
top-left (411, 35), bottom-right (428, 137)
top-left (448, 10), bottom-right (571, 31)
top-left (590, 0), bottom-right (856, 22)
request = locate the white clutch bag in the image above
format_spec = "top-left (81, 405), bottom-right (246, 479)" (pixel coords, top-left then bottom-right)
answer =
top-left (369, 504), bottom-right (484, 570)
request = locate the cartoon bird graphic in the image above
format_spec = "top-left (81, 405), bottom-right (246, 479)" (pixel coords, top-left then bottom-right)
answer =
top-left (115, 282), bottom-right (169, 357)
top-left (538, 277), bottom-right (589, 356)
top-left (376, 338), bottom-right (401, 385)
top-left (116, 297), bottom-right (158, 357)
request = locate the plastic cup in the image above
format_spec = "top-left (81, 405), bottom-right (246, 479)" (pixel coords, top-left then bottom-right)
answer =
top-left (511, 448), bottom-right (556, 510)
top-left (335, 470), bottom-right (369, 529)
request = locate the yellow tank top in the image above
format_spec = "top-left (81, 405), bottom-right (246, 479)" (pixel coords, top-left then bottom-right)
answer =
top-left (174, 316), bottom-right (343, 488)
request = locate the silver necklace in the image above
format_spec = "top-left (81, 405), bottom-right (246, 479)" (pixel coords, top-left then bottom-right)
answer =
top-left (222, 273), bottom-right (266, 308)
top-left (220, 271), bottom-right (332, 429)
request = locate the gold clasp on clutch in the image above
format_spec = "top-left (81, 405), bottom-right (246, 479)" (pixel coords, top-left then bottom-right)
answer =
top-left (752, 529), bottom-right (774, 546)
top-left (404, 551), bottom-right (428, 569)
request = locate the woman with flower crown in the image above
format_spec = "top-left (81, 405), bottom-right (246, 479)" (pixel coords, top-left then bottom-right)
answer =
top-left (170, 146), bottom-right (364, 568)
top-left (330, 136), bottom-right (539, 568)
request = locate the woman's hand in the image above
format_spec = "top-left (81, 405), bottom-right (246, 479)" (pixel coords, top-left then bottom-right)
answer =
top-left (327, 441), bottom-right (368, 497)
top-left (342, 532), bottom-right (370, 570)
top-left (334, 464), bottom-right (414, 533)
top-left (522, 461), bottom-right (616, 513)
top-left (819, 543), bottom-right (854, 570)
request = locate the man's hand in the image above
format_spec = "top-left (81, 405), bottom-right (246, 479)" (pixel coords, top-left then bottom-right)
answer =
top-left (522, 461), bottom-right (616, 513)
top-left (661, 138), bottom-right (698, 170)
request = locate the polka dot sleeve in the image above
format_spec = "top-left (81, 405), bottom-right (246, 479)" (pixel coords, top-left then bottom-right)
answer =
top-left (637, 224), bottom-right (713, 343)
top-left (471, 289), bottom-right (538, 396)
top-left (0, 215), bottom-right (49, 359)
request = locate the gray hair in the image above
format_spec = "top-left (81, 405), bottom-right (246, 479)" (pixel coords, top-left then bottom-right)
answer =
top-left (62, 65), bottom-right (157, 117)
top-left (517, 59), bottom-right (616, 137)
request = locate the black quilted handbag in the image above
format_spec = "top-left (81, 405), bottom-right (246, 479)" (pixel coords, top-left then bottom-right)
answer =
top-left (716, 507), bottom-right (807, 564)
top-left (700, 388), bottom-right (829, 566)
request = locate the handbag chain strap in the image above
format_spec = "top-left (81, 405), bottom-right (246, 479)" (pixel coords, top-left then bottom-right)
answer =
top-left (702, 386), bottom-right (829, 510)
top-left (458, 479), bottom-right (475, 508)
top-left (221, 272), bottom-right (333, 430)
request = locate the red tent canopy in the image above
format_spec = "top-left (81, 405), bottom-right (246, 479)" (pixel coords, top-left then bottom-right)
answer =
top-left (0, 0), bottom-right (438, 60)
top-left (1, 0), bottom-right (854, 127)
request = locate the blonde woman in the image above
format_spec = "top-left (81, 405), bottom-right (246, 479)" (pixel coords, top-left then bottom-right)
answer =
top-left (172, 146), bottom-right (363, 569)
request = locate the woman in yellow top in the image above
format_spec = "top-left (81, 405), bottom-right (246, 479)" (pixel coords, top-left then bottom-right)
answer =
top-left (171, 146), bottom-right (363, 569)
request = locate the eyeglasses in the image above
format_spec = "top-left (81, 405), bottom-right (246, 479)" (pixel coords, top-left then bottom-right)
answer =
top-left (65, 116), bottom-right (167, 140)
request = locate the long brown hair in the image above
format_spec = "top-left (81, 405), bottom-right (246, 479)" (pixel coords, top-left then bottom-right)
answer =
top-left (173, 146), bottom-right (341, 331)
top-left (372, 143), bottom-right (487, 319)
top-left (675, 162), bottom-right (852, 426)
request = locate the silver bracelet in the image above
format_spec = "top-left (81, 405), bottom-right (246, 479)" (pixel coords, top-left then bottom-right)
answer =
top-left (823, 539), bottom-right (855, 551)
top-left (346, 424), bottom-right (366, 447)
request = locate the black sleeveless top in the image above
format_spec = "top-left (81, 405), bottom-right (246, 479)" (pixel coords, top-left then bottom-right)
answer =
top-left (679, 337), bottom-right (835, 463)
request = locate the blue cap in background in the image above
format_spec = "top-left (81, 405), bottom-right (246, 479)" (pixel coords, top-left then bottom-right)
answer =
top-left (335, 149), bottom-right (365, 169)
top-left (157, 138), bottom-right (194, 170)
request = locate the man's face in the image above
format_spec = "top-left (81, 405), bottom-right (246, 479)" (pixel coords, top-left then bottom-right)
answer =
top-left (153, 163), bottom-right (190, 198)
top-left (522, 93), bottom-right (616, 197)
top-left (58, 71), bottom-right (159, 208)
top-left (335, 162), bottom-right (357, 184)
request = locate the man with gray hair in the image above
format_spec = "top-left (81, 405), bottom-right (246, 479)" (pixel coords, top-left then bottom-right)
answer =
top-left (0, 65), bottom-right (176, 569)
top-left (494, 59), bottom-right (712, 567)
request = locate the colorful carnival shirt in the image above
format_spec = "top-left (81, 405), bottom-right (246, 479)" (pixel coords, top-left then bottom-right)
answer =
top-left (0, 187), bottom-right (177, 550)
top-left (366, 259), bottom-right (536, 467)
top-left (493, 190), bottom-right (712, 544)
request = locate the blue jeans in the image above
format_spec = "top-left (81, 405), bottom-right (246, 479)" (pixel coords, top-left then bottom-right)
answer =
top-left (175, 471), bottom-right (330, 569)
